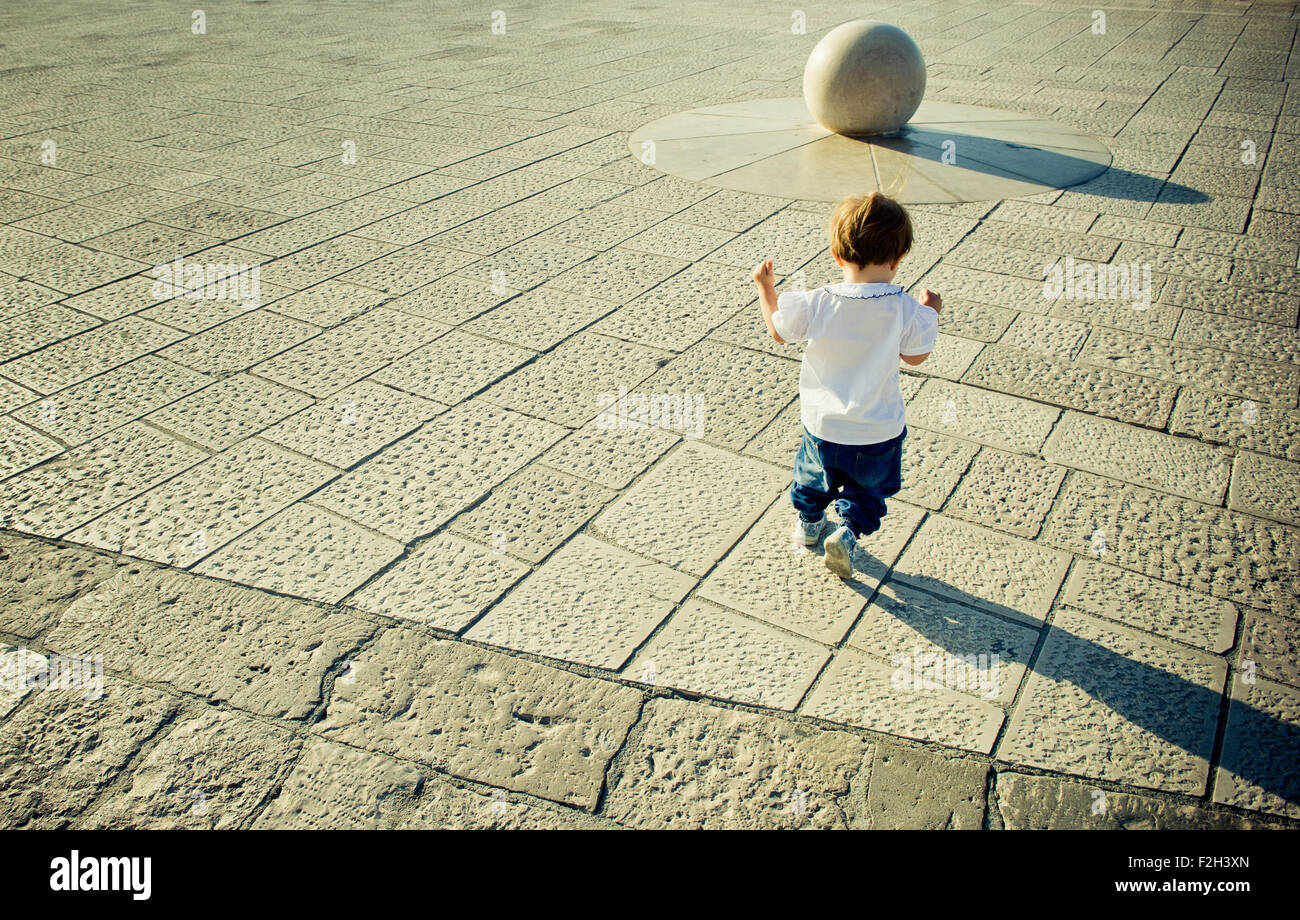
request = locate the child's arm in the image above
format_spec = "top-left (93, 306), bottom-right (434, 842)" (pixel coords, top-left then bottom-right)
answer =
top-left (752, 260), bottom-right (786, 344)
top-left (900, 289), bottom-right (941, 365)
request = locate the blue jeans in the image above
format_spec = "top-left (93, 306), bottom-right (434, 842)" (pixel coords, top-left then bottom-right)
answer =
top-left (791, 427), bottom-right (906, 538)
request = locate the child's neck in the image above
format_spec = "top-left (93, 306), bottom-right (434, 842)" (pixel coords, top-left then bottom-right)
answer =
top-left (842, 263), bottom-right (896, 284)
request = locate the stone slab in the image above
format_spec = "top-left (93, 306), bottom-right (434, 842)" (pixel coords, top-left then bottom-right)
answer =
top-left (892, 514), bottom-right (1070, 624)
top-left (1061, 559), bottom-right (1237, 654)
top-left (195, 502), bottom-right (405, 605)
top-left (316, 626), bottom-right (644, 810)
top-left (602, 697), bottom-right (869, 829)
top-left (626, 599), bottom-right (829, 710)
top-left (802, 647), bottom-right (1005, 754)
top-left (467, 534), bottom-right (692, 671)
top-left (78, 707), bottom-right (301, 829)
top-left (1000, 608), bottom-right (1227, 795)
top-left (593, 440), bottom-right (787, 575)
top-left (1043, 410), bottom-right (1231, 504)
top-left (45, 567), bottom-right (374, 720)
top-left (1213, 675), bottom-right (1300, 820)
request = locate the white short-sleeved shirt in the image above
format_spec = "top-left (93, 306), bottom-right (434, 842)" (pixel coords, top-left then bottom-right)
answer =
top-left (771, 282), bottom-right (937, 445)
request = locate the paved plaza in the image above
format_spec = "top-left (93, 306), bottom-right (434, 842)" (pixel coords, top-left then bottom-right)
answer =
top-left (1, 0), bottom-right (1298, 829)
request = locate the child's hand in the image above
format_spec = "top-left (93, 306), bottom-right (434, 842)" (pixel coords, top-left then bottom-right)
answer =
top-left (919, 289), bottom-right (942, 313)
top-left (752, 260), bottom-right (775, 288)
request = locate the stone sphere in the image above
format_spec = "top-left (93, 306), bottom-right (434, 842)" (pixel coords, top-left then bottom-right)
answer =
top-left (803, 20), bottom-right (926, 136)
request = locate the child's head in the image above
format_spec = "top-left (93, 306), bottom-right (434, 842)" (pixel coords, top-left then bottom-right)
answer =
top-left (829, 192), bottom-right (913, 271)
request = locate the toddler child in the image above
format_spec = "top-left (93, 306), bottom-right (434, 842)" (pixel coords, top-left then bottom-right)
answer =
top-left (752, 192), bottom-right (941, 578)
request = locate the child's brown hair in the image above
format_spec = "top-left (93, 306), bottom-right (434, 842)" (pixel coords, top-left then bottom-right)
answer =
top-left (829, 192), bottom-right (913, 268)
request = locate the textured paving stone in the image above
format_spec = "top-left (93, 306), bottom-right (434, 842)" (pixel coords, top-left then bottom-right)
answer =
top-left (258, 235), bottom-right (397, 290)
top-left (697, 500), bottom-right (877, 644)
top-left (338, 242), bottom-right (478, 296)
top-left (896, 428), bottom-right (980, 511)
top-left (803, 647), bottom-right (1004, 754)
top-left (594, 440), bottom-right (786, 575)
top-left (861, 742), bottom-right (989, 830)
top-left (548, 247), bottom-right (688, 304)
top-left (849, 579), bottom-right (1039, 706)
top-left (893, 514), bottom-right (1069, 624)
top-left (46, 567), bottom-right (373, 719)
top-left (252, 740), bottom-right (422, 830)
top-left (1159, 276), bottom-right (1296, 327)
top-left (540, 417), bottom-right (679, 490)
top-left (0, 316), bottom-right (185, 393)
top-left (1230, 451), bottom-right (1300, 526)
top-left (1044, 411), bottom-right (1231, 503)
top-left (1213, 674), bottom-right (1300, 819)
top-left (397, 776), bottom-right (615, 830)
top-left (904, 333), bottom-right (983, 381)
top-left (373, 329), bottom-right (534, 406)
top-left (1176, 307), bottom-right (1300, 365)
top-left (603, 698), bottom-right (869, 829)
top-left (995, 771), bottom-right (1275, 830)
top-left (159, 309), bottom-right (319, 377)
top-left (195, 503), bottom-right (405, 605)
top-left (0, 422), bottom-right (207, 537)
top-left (65, 438), bottom-right (336, 567)
top-left (312, 400), bottom-right (566, 542)
top-left (384, 274), bottom-right (519, 325)
top-left (0, 378), bottom-right (37, 415)
top-left (529, 203), bottom-right (667, 252)
top-left (458, 240), bottom-right (597, 293)
top-left (316, 626), bottom-right (643, 810)
top-left (482, 331), bottom-right (668, 428)
top-left (0, 645), bottom-right (42, 719)
top-left (10, 355), bottom-right (212, 446)
top-left (591, 260), bottom-right (750, 353)
top-left (0, 416), bottom-right (62, 480)
top-left (998, 313), bottom-right (1089, 360)
top-left (252, 308), bottom-right (449, 397)
top-left (906, 379), bottom-right (1059, 454)
top-left (1078, 325), bottom-right (1300, 408)
top-left (627, 599), bottom-right (828, 710)
top-left (1042, 471), bottom-right (1300, 612)
top-left (253, 737), bottom-right (600, 829)
top-left (933, 296), bottom-right (1017, 344)
top-left (0, 534), bottom-right (126, 640)
top-left (918, 265), bottom-right (1051, 315)
top-left (260, 380), bottom-right (444, 469)
top-left (1062, 559), bottom-right (1237, 654)
top-left (0, 304), bottom-right (99, 364)
top-left (461, 286), bottom-right (616, 351)
top-left (1169, 387), bottom-right (1300, 462)
top-left (349, 532), bottom-right (529, 632)
top-left (147, 373), bottom-right (315, 451)
top-left (964, 344), bottom-right (1177, 427)
top-left (0, 681), bottom-right (178, 829)
top-left (140, 279), bottom-right (295, 334)
top-left (1000, 608), bottom-right (1227, 795)
top-left (944, 448), bottom-right (1065, 538)
top-left (1051, 294), bottom-right (1182, 339)
top-left (467, 535), bottom-right (691, 670)
top-left (265, 280), bottom-right (393, 328)
top-left (1238, 608), bottom-right (1300, 691)
top-left (638, 339), bottom-right (796, 449)
top-left (79, 707), bottom-right (301, 829)
top-left (449, 463), bottom-right (615, 564)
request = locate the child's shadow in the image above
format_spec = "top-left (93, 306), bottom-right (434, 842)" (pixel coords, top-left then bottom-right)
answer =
top-left (836, 538), bottom-right (1298, 813)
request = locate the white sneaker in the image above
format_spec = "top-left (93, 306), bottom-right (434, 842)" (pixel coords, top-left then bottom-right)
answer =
top-left (824, 525), bottom-right (857, 578)
top-left (793, 516), bottom-right (824, 546)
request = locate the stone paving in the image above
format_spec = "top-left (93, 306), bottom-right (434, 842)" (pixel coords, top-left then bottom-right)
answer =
top-left (1, 0), bottom-right (1298, 828)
